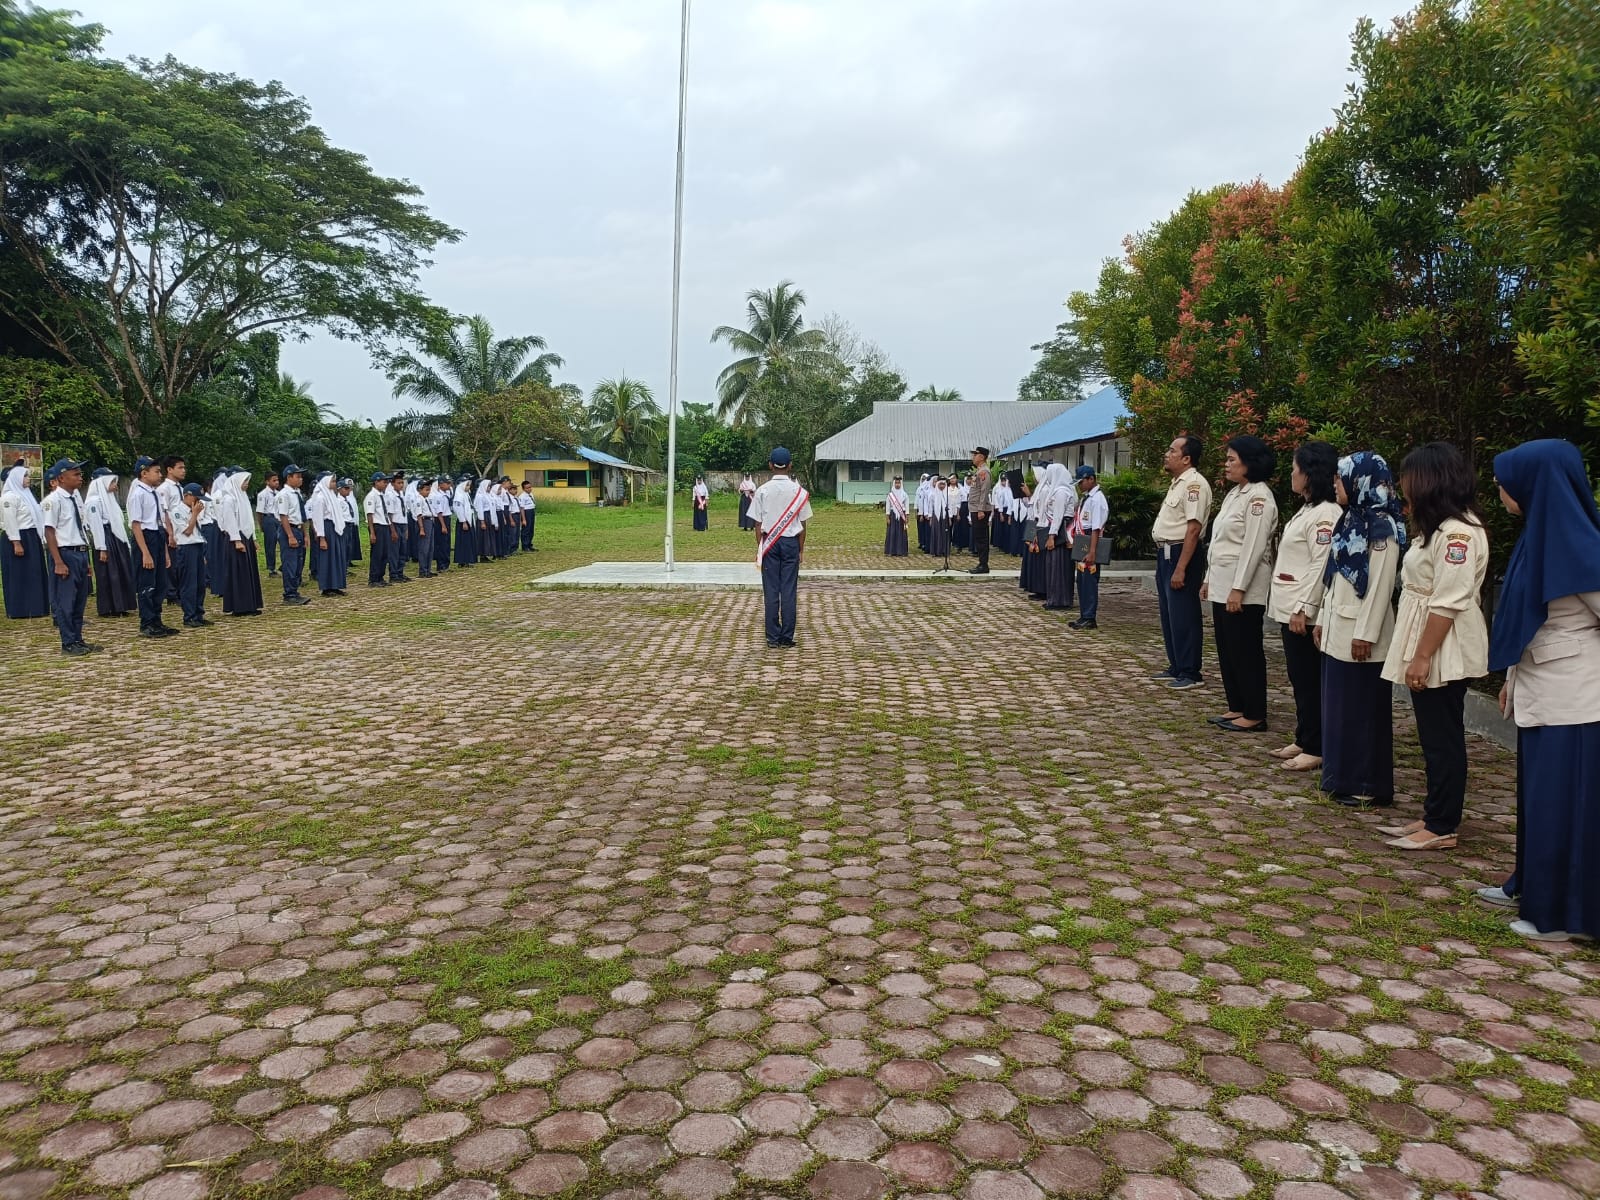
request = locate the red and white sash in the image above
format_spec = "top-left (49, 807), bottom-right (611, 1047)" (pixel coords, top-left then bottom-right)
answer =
top-left (757, 486), bottom-right (810, 565)
top-left (887, 492), bottom-right (907, 521)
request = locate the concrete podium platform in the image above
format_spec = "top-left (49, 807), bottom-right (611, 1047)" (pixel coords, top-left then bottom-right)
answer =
top-left (529, 561), bottom-right (1155, 591)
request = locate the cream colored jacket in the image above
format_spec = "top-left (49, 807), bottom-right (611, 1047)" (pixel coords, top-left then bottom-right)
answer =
top-left (1268, 501), bottom-right (1341, 624)
top-left (1381, 520), bottom-right (1489, 688)
top-left (1318, 540), bottom-right (1399, 662)
top-left (1504, 592), bottom-right (1600, 728)
top-left (1204, 481), bottom-right (1278, 607)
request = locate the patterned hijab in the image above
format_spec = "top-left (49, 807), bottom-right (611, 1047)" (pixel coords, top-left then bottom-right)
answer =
top-left (1323, 451), bottom-right (1407, 598)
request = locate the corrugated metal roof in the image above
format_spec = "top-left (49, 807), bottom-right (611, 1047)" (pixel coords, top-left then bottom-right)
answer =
top-left (578, 445), bottom-right (649, 472)
top-left (814, 400), bottom-right (1078, 463)
top-left (998, 386), bottom-right (1128, 457)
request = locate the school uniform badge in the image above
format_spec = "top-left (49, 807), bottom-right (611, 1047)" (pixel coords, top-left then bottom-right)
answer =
top-left (1445, 539), bottom-right (1468, 565)
top-left (1249, 498), bottom-right (1266, 516)
top-left (1315, 527), bottom-right (1332, 545)
top-left (1187, 486), bottom-right (1200, 502)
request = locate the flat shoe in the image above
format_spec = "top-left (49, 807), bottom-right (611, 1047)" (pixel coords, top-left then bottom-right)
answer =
top-left (1509, 919), bottom-right (1569, 942)
top-left (1210, 714), bottom-right (1244, 726)
top-left (1280, 754), bottom-right (1322, 772)
top-left (1377, 819), bottom-right (1424, 837)
top-left (1221, 721), bottom-right (1269, 733)
top-left (1270, 743), bottom-right (1303, 759)
top-left (1388, 831), bottom-right (1456, 851)
top-left (1476, 886), bottom-right (1516, 909)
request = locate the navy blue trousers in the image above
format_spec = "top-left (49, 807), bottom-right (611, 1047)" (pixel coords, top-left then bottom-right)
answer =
top-left (260, 515), bottom-right (280, 572)
top-left (1078, 564), bottom-right (1100, 622)
top-left (1155, 542), bottom-right (1205, 682)
top-left (369, 524), bottom-right (391, 584)
top-left (280, 527), bottom-right (306, 599)
top-left (48, 546), bottom-right (89, 648)
top-left (388, 521), bottom-right (406, 579)
top-left (435, 518), bottom-right (451, 571)
top-left (761, 537), bottom-right (801, 644)
top-left (135, 528), bottom-right (171, 628)
top-left (1517, 722), bottom-right (1600, 938)
top-left (176, 542), bottom-right (206, 622)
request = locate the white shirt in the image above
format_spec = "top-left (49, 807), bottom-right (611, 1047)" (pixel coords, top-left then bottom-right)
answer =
top-left (276, 486), bottom-right (305, 525)
top-left (173, 500), bottom-right (206, 546)
top-left (383, 487), bottom-right (407, 522)
top-left (127, 481), bottom-right (163, 531)
top-left (256, 485), bottom-right (278, 516)
top-left (1076, 485), bottom-right (1109, 533)
top-left (342, 494), bottom-right (359, 523)
top-left (747, 474), bottom-right (813, 538)
top-left (518, 492), bottom-right (535, 511)
top-left (430, 489), bottom-right (452, 517)
top-left (364, 488), bottom-right (390, 526)
top-left (41, 488), bottom-right (87, 548)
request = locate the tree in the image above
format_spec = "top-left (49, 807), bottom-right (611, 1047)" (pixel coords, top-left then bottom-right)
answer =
top-left (586, 376), bottom-right (662, 466)
top-left (1018, 314), bottom-right (1101, 403)
top-left (696, 423), bottom-right (753, 471)
top-left (0, 18), bottom-right (461, 441)
top-left (910, 384), bottom-right (962, 402)
top-left (454, 381), bottom-right (583, 478)
top-left (388, 314), bottom-right (564, 468)
top-left (0, 356), bottom-right (125, 467)
top-left (711, 281), bottom-right (833, 424)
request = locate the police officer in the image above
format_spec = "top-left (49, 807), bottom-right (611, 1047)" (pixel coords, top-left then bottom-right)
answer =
top-left (747, 447), bottom-right (813, 648)
top-left (967, 446), bottom-right (993, 574)
top-left (41, 458), bottom-right (98, 655)
top-left (276, 464), bottom-right (312, 605)
top-left (1151, 435), bottom-right (1212, 688)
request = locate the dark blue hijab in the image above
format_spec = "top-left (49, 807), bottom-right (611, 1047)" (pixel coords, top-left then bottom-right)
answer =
top-left (1488, 439), bottom-right (1600, 671)
top-left (1324, 451), bottom-right (1407, 598)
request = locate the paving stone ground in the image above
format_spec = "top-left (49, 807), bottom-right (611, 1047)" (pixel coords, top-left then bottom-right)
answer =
top-left (2, 540), bottom-right (1597, 1200)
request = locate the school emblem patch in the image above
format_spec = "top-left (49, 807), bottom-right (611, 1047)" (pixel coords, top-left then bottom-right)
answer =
top-left (1187, 486), bottom-right (1200, 502)
top-left (1445, 540), bottom-right (1468, 565)
top-left (1315, 527), bottom-right (1332, 545)
top-left (1249, 498), bottom-right (1266, 516)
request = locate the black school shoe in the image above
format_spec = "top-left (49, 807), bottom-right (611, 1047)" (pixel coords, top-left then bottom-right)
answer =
top-left (1332, 793), bottom-right (1395, 808)
top-left (62, 643), bottom-right (91, 656)
top-left (1068, 619), bottom-right (1097, 630)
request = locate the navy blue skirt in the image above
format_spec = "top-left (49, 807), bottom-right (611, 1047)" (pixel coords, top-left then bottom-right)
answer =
top-left (314, 519), bottom-right (349, 592)
top-left (203, 523), bottom-right (227, 595)
top-left (2, 528), bottom-right (50, 618)
top-left (455, 522), bottom-right (477, 566)
top-left (1517, 722), bottom-right (1600, 938)
top-left (1320, 657), bottom-right (1393, 799)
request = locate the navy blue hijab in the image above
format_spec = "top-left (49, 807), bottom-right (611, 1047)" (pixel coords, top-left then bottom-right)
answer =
top-left (1488, 439), bottom-right (1600, 671)
top-left (1324, 451), bottom-right (1407, 598)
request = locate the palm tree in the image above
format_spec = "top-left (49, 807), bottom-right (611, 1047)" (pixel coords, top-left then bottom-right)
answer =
top-left (911, 384), bottom-right (963, 402)
top-left (710, 281), bottom-right (832, 424)
top-left (588, 376), bottom-right (663, 466)
top-left (389, 314), bottom-right (564, 467)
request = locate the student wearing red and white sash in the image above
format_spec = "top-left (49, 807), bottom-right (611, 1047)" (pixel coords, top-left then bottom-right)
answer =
top-left (884, 476), bottom-right (909, 557)
top-left (1377, 442), bottom-right (1489, 852)
top-left (692, 476), bottom-right (709, 532)
top-left (738, 473), bottom-right (757, 530)
top-left (748, 447), bottom-right (812, 648)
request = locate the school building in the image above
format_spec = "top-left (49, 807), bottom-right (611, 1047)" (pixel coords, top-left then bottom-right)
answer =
top-left (813, 399), bottom-right (1079, 504)
top-left (995, 385), bottom-right (1132, 476)
top-left (497, 446), bottom-right (651, 505)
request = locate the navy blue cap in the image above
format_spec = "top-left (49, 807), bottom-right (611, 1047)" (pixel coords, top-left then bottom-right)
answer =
top-left (370, 471), bottom-right (387, 483)
top-left (769, 446), bottom-right (792, 467)
top-left (1075, 464), bottom-right (1097, 480)
top-left (132, 455), bottom-right (158, 474)
top-left (91, 466), bottom-right (113, 478)
top-left (50, 456), bottom-right (87, 474)
top-left (282, 463), bottom-right (304, 478)
top-left (182, 482), bottom-right (204, 497)
top-left (339, 477), bottom-right (354, 488)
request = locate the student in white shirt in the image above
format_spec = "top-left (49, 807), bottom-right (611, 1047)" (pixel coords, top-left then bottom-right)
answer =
top-left (518, 482), bottom-right (536, 552)
top-left (1070, 465), bottom-right (1110, 630)
top-left (157, 455), bottom-right (184, 604)
top-left (746, 446), bottom-right (813, 648)
top-left (173, 482), bottom-right (212, 627)
top-left (275, 464), bottom-right (311, 605)
top-left (216, 466), bottom-right (264, 616)
top-left (382, 471), bottom-right (410, 581)
top-left (364, 473), bottom-right (393, 588)
top-left (127, 455), bottom-right (178, 637)
top-left (431, 477), bottom-right (454, 571)
top-left (339, 479), bottom-right (361, 567)
top-left (412, 478), bottom-right (436, 577)
top-left (84, 467), bottom-right (136, 617)
top-left (452, 478), bottom-right (478, 567)
top-left (256, 470), bottom-right (282, 576)
top-left (41, 458), bottom-right (97, 654)
top-left (305, 471), bottom-right (349, 597)
top-left (0, 461), bottom-right (50, 619)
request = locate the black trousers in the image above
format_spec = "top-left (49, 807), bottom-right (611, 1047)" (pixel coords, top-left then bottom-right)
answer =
top-left (1280, 623), bottom-right (1323, 754)
top-left (176, 542), bottom-right (206, 622)
top-left (972, 511), bottom-right (990, 569)
top-left (1411, 680), bottom-right (1469, 835)
top-left (1211, 602), bottom-right (1267, 721)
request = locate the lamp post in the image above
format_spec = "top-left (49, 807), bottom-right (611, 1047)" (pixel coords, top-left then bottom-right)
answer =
top-left (663, 0), bottom-right (691, 571)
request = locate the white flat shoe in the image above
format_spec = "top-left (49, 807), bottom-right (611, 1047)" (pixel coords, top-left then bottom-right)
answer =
top-left (1476, 886), bottom-right (1516, 909)
top-left (1269, 743), bottom-right (1302, 759)
top-left (1510, 919), bottom-right (1569, 942)
top-left (1279, 753), bottom-right (1322, 772)
top-left (1377, 819), bottom-right (1424, 837)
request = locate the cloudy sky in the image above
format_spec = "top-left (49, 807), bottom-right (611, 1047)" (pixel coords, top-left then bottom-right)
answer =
top-left (97, 0), bottom-right (1404, 425)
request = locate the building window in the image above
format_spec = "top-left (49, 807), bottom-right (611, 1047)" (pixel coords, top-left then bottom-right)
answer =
top-left (903, 461), bottom-right (939, 482)
top-left (848, 461), bottom-right (884, 482)
top-left (530, 469), bottom-right (590, 488)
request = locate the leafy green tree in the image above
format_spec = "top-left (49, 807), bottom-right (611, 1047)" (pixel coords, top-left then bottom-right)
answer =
top-left (910, 384), bottom-right (962, 402)
top-left (456, 382), bottom-right (583, 478)
top-left (587, 376), bottom-right (662, 466)
top-left (388, 314), bottom-right (564, 469)
top-left (0, 14), bottom-right (460, 441)
top-left (1018, 314), bottom-right (1101, 403)
top-left (711, 281), bottom-right (833, 424)
top-left (695, 423), bottom-right (752, 470)
top-left (0, 356), bottom-right (125, 467)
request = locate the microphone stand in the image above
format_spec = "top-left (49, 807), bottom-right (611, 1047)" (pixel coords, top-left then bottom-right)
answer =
top-left (931, 509), bottom-right (953, 576)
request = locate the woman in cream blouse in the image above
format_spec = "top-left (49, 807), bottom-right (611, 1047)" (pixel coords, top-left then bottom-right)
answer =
top-left (1201, 436), bottom-right (1279, 732)
top-left (1268, 443), bottom-right (1342, 772)
top-left (1487, 440), bottom-right (1600, 941)
top-left (1378, 443), bottom-right (1488, 851)
top-left (1315, 452), bottom-right (1404, 810)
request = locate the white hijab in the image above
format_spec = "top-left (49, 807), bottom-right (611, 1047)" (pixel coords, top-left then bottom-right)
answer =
top-left (886, 482), bottom-right (908, 518)
top-left (226, 469), bottom-right (254, 539)
top-left (475, 479), bottom-right (495, 522)
top-left (453, 481), bottom-right (475, 523)
top-left (3, 465), bottom-right (45, 531)
top-left (85, 472), bottom-right (129, 545)
top-left (693, 480), bottom-right (708, 501)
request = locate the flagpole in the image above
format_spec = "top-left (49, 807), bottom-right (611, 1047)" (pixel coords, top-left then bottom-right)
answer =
top-left (664, 0), bottom-right (691, 572)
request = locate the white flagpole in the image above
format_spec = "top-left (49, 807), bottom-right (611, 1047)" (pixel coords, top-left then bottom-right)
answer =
top-left (664, 0), bottom-right (691, 571)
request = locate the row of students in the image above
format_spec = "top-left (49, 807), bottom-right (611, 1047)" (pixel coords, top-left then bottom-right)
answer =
top-left (1014, 464), bottom-right (1110, 631)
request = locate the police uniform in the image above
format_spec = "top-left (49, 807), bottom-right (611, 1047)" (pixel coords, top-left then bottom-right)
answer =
top-left (275, 471), bottom-right (311, 603)
top-left (747, 450), bottom-right (812, 647)
top-left (1269, 499), bottom-right (1341, 760)
top-left (1381, 518), bottom-right (1489, 838)
top-left (127, 460), bottom-right (175, 634)
top-left (1151, 466), bottom-right (1213, 684)
top-left (363, 476), bottom-right (392, 587)
top-left (968, 454), bottom-right (993, 573)
top-left (256, 481), bottom-right (281, 575)
top-left (1204, 480), bottom-right (1279, 725)
top-left (40, 461), bottom-right (92, 652)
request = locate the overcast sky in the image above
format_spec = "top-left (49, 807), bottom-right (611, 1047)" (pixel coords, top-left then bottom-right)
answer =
top-left (97, 0), bottom-right (1403, 425)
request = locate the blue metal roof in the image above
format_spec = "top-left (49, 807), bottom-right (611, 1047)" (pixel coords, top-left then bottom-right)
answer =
top-left (998, 386), bottom-right (1128, 457)
top-left (577, 445), bottom-right (648, 471)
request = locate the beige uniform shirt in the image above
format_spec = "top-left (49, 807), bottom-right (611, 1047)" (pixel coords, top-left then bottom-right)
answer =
top-left (1504, 592), bottom-right (1600, 727)
top-left (1152, 467), bottom-right (1212, 544)
top-left (1268, 501), bottom-right (1341, 624)
top-left (1319, 541), bottom-right (1399, 662)
top-left (1204, 481), bottom-right (1278, 606)
top-left (1381, 520), bottom-right (1489, 688)
top-left (967, 466), bottom-right (992, 514)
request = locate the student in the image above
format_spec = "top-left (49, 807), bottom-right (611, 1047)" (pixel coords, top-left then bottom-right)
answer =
top-left (128, 455), bottom-right (179, 637)
top-left (364, 472), bottom-right (392, 588)
top-left (1070, 465), bottom-right (1108, 630)
top-left (1486, 439), bottom-right (1600, 940)
top-left (307, 471), bottom-right (349, 597)
top-left (453, 477), bottom-right (478, 567)
top-left (256, 470), bottom-right (282, 576)
top-left (498, 477), bottom-right (518, 555)
top-left (1378, 442), bottom-right (1489, 851)
top-left (1202, 436), bottom-right (1280, 733)
top-left (276, 464), bottom-right (312, 606)
top-left (474, 479), bottom-right (497, 561)
top-left (173, 482), bottom-right (212, 627)
top-left (434, 477), bottom-right (455, 570)
top-left (1268, 443), bottom-right (1341, 773)
top-left (204, 468), bottom-right (229, 596)
top-left (1041, 464), bottom-right (1077, 611)
top-left (155, 455), bottom-right (186, 605)
top-left (413, 478), bottom-right (435, 577)
top-left (1315, 452), bottom-right (1403, 810)
top-left (518, 481), bottom-right (536, 552)
top-left (692, 476), bottom-right (710, 532)
top-left (951, 474), bottom-right (971, 554)
top-left (927, 476), bottom-right (951, 558)
top-left (0, 461), bottom-right (50, 620)
top-left (738, 473), bottom-right (757, 530)
top-left (884, 476), bottom-right (909, 557)
top-left (748, 447), bottom-right (812, 648)
top-left (41, 458), bottom-right (98, 655)
top-left (339, 479), bottom-right (361, 565)
top-left (383, 471), bottom-right (410, 581)
top-left (1151, 436), bottom-right (1212, 689)
top-left (217, 467), bottom-right (264, 616)
top-left (84, 467), bottom-right (136, 617)
top-left (991, 472), bottom-right (1014, 557)
top-left (1021, 470), bottom-right (1046, 600)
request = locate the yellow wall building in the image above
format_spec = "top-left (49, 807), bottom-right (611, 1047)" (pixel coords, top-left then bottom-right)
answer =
top-left (499, 446), bottom-right (649, 505)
